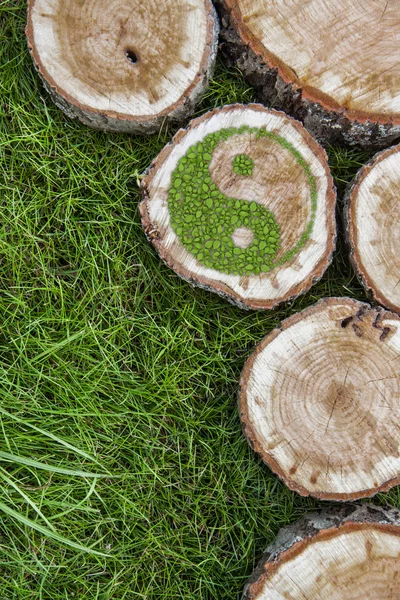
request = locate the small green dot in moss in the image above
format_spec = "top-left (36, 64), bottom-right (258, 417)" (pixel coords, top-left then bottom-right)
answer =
top-left (232, 154), bottom-right (254, 177)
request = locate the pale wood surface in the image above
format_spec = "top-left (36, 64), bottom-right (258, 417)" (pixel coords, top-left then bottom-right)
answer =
top-left (216, 0), bottom-right (400, 147)
top-left (140, 104), bottom-right (336, 310)
top-left (26, 0), bottom-right (218, 132)
top-left (347, 145), bottom-right (400, 314)
top-left (240, 297), bottom-right (400, 499)
top-left (244, 505), bottom-right (400, 600)
top-left (225, 0), bottom-right (400, 119)
top-left (259, 529), bottom-right (400, 599)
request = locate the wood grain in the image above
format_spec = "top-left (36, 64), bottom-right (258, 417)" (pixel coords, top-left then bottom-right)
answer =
top-left (243, 504), bottom-right (400, 599)
top-left (140, 104), bottom-right (336, 310)
top-left (240, 297), bottom-right (400, 499)
top-left (216, 0), bottom-right (400, 148)
top-left (26, 0), bottom-right (218, 133)
top-left (346, 144), bottom-right (400, 314)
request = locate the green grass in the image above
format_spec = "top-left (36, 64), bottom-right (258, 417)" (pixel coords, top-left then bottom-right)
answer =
top-left (0, 3), bottom-right (398, 598)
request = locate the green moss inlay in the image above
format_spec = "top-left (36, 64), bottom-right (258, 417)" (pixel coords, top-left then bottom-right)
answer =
top-left (233, 154), bottom-right (254, 176)
top-left (168, 126), bottom-right (317, 276)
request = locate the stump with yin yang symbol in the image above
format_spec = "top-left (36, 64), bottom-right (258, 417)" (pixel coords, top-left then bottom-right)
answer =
top-left (140, 104), bottom-right (336, 309)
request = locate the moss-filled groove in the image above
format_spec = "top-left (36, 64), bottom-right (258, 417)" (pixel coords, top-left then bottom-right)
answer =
top-left (168, 126), bottom-right (317, 275)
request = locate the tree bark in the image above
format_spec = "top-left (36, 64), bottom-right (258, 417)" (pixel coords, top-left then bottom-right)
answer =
top-left (140, 104), bottom-right (336, 310)
top-left (240, 297), bottom-right (400, 499)
top-left (243, 504), bottom-right (400, 599)
top-left (215, 0), bottom-right (400, 149)
top-left (26, 0), bottom-right (219, 134)
top-left (345, 144), bottom-right (400, 314)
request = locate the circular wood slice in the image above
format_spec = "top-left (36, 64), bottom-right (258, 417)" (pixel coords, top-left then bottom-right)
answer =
top-left (239, 297), bottom-right (400, 500)
top-left (243, 504), bottom-right (400, 600)
top-left (139, 104), bottom-right (336, 310)
top-left (215, 0), bottom-right (400, 149)
top-left (346, 144), bottom-right (400, 314)
top-left (26, 0), bottom-right (219, 133)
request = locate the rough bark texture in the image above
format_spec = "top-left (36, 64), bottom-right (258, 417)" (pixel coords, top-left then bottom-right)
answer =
top-left (345, 144), bottom-right (400, 314)
top-left (240, 297), bottom-right (400, 499)
top-left (140, 104), bottom-right (336, 310)
top-left (243, 504), bottom-right (400, 600)
top-left (214, 0), bottom-right (400, 150)
top-left (26, 0), bottom-right (219, 134)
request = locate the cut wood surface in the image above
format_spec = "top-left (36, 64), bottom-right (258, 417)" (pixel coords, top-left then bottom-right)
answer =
top-left (215, 0), bottom-right (400, 148)
top-left (243, 504), bottom-right (400, 600)
top-left (240, 297), bottom-right (400, 499)
top-left (26, 0), bottom-right (218, 133)
top-left (140, 104), bottom-right (336, 310)
top-left (346, 144), bottom-right (400, 314)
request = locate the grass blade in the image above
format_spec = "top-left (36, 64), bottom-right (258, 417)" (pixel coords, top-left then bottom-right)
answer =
top-left (0, 406), bottom-right (105, 468)
top-left (0, 450), bottom-right (113, 478)
top-left (0, 499), bottom-right (108, 556)
top-left (0, 467), bottom-right (56, 531)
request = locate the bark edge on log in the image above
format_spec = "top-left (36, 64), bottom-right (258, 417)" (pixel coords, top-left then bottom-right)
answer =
top-left (26, 0), bottom-right (219, 134)
top-left (243, 503), bottom-right (400, 600)
top-left (239, 296), bottom-right (400, 499)
top-left (214, 0), bottom-right (400, 149)
top-left (345, 144), bottom-right (400, 314)
top-left (140, 103), bottom-right (336, 310)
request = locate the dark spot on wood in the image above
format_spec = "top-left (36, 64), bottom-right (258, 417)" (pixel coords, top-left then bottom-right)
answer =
top-left (310, 472), bottom-right (319, 484)
top-left (289, 466), bottom-right (297, 475)
top-left (380, 327), bottom-right (391, 341)
top-left (125, 48), bottom-right (139, 64)
top-left (54, 2), bottom-right (190, 98)
top-left (352, 323), bottom-right (363, 337)
top-left (341, 316), bottom-right (353, 328)
top-left (355, 307), bottom-right (368, 319)
top-left (373, 311), bottom-right (383, 328)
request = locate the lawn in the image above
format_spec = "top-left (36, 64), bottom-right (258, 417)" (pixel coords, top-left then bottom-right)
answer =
top-left (1, 3), bottom-right (399, 599)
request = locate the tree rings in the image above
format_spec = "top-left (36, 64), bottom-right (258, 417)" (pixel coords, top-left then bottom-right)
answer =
top-left (216, 0), bottom-right (400, 148)
top-left (140, 104), bottom-right (336, 310)
top-left (240, 297), bottom-right (400, 500)
top-left (243, 504), bottom-right (400, 599)
top-left (26, 0), bottom-right (219, 133)
top-left (347, 144), bottom-right (400, 314)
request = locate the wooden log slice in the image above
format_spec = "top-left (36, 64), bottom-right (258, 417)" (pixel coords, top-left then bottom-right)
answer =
top-left (346, 144), bottom-right (400, 314)
top-left (239, 297), bottom-right (400, 500)
top-left (26, 0), bottom-right (219, 134)
top-left (139, 104), bottom-right (336, 310)
top-left (243, 503), bottom-right (400, 600)
top-left (215, 0), bottom-right (400, 149)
